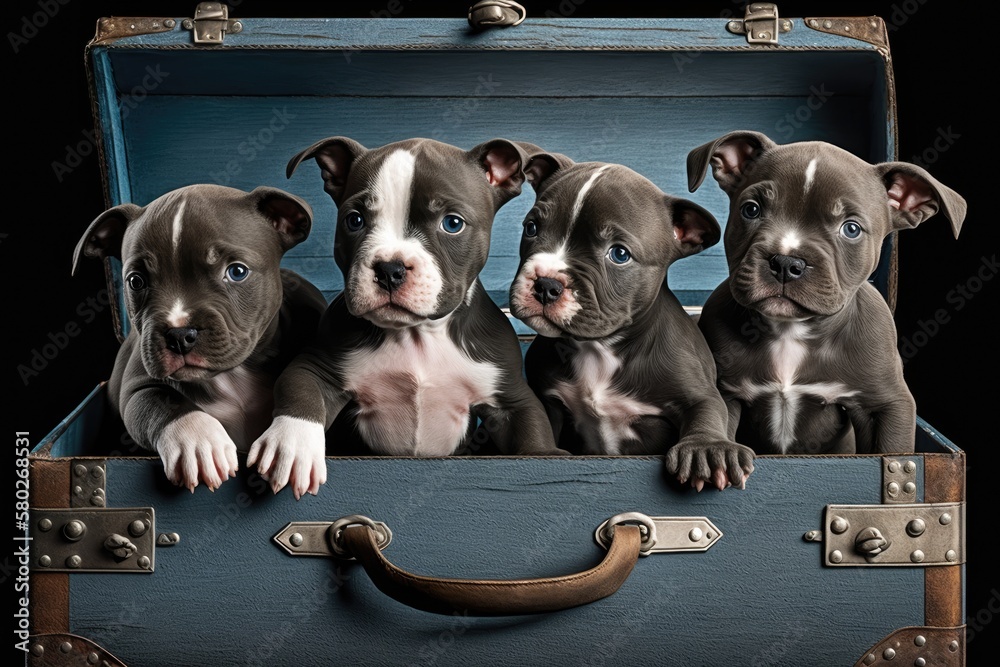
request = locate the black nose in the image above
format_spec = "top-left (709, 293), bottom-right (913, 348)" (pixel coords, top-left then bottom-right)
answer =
top-left (769, 255), bottom-right (807, 283)
top-left (374, 260), bottom-right (407, 292)
top-left (164, 328), bottom-right (199, 355)
top-left (533, 277), bottom-right (565, 305)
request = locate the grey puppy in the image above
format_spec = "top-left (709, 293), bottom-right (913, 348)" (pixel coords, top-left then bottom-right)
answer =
top-left (509, 153), bottom-right (755, 491)
top-left (249, 137), bottom-right (564, 497)
top-left (687, 130), bottom-right (967, 454)
top-left (73, 184), bottom-right (326, 491)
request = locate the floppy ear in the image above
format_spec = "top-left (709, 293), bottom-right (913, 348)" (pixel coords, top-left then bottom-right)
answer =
top-left (286, 136), bottom-right (368, 206)
top-left (466, 138), bottom-right (534, 207)
top-left (666, 195), bottom-right (721, 258)
top-left (72, 203), bottom-right (144, 276)
top-left (249, 186), bottom-right (314, 251)
top-left (687, 130), bottom-right (777, 194)
top-left (523, 152), bottom-right (576, 194)
top-left (873, 162), bottom-right (967, 238)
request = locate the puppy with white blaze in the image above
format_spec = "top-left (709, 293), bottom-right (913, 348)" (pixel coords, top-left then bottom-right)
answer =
top-left (509, 153), bottom-right (756, 492)
top-left (687, 130), bottom-right (967, 455)
top-left (73, 185), bottom-right (327, 493)
top-left (250, 137), bottom-right (565, 494)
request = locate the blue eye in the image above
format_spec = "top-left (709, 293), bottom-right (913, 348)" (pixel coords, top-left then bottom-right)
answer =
top-left (345, 212), bottom-right (364, 232)
top-left (126, 272), bottom-right (147, 291)
top-left (741, 201), bottom-right (761, 219)
top-left (607, 245), bottom-right (632, 265)
top-left (441, 214), bottom-right (465, 234)
top-left (225, 263), bottom-right (250, 282)
top-left (524, 220), bottom-right (538, 238)
top-left (840, 221), bottom-right (863, 239)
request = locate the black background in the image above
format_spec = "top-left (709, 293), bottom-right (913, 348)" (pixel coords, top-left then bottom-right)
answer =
top-left (6, 0), bottom-right (996, 663)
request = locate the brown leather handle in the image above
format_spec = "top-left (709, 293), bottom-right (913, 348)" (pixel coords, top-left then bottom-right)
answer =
top-left (341, 524), bottom-right (642, 616)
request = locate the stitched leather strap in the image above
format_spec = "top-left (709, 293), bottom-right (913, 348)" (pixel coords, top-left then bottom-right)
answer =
top-left (341, 523), bottom-right (641, 616)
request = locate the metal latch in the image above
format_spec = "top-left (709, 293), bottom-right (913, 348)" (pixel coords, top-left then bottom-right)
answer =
top-left (804, 502), bottom-right (963, 567)
top-left (468, 1), bottom-right (527, 30)
top-left (31, 508), bottom-right (158, 573)
top-left (594, 513), bottom-right (722, 555)
top-left (726, 3), bottom-right (792, 44)
top-left (182, 2), bottom-right (242, 44)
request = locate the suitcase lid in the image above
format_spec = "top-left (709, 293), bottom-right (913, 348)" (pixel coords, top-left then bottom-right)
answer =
top-left (84, 6), bottom-right (897, 340)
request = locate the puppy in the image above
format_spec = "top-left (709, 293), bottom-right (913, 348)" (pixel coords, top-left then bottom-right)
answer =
top-left (687, 130), bottom-right (967, 454)
top-left (72, 184), bottom-right (327, 491)
top-left (249, 137), bottom-right (564, 496)
top-left (509, 153), bottom-right (755, 491)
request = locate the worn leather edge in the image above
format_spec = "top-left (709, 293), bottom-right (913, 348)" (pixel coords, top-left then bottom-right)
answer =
top-left (92, 16), bottom-right (175, 45)
top-left (27, 633), bottom-right (128, 666)
top-left (803, 16), bottom-right (889, 52)
top-left (30, 459), bottom-right (71, 635)
top-left (853, 625), bottom-right (964, 666)
top-left (924, 452), bottom-right (965, 628)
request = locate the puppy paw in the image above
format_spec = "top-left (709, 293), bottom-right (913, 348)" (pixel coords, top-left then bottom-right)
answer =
top-left (154, 411), bottom-right (239, 492)
top-left (665, 439), bottom-right (755, 492)
top-left (247, 416), bottom-right (327, 499)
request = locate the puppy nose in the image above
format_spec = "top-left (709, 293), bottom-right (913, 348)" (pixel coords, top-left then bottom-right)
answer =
top-left (164, 327), bottom-right (199, 355)
top-left (533, 277), bottom-right (565, 305)
top-left (769, 255), bottom-right (808, 283)
top-left (374, 260), bottom-right (407, 292)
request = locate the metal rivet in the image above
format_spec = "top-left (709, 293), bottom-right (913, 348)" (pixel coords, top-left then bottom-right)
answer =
top-left (91, 466), bottom-right (104, 479)
top-left (129, 520), bottom-right (148, 537)
top-left (757, 32), bottom-right (769, 39)
top-left (906, 519), bottom-right (925, 537)
top-left (73, 485), bottom-right (84, 496)
top-left (870, 19), bottom-right (879, 28)
top-left (687, 527), bottom-right (704, 542)
top-left (888, 461), bottom-right (900, 473)
top-left (830, 550), bottom-right (843, 563)
top-left (904, 461), bottom-right (916, 473)
top-left (843, 24), bottom-right (851, 32)
top-left (164, 19), bottom-right (176, 28)
top-left (290, 532), bottom-right (304, 547)
top-left (60, 641), bottom-right (73, 653)
top-left (66, 555), bottom-right (82, 568)
top-left (914, 635), bottom-right (926, 646)
top-left (781, 20), bottom-right (791, 31)
top-left (705, 531), bottom-right (716, 540)
top-left (831, 516), bottom-right (849, 534)
top-left (30, 643), bottom-right (44, 656)
top-left (809, 19), bottom-right (819, 28)
top-left (138, 556), bottom-right (151, 569)
top-left (74, 464), bottom-right (87, 476)
top-left (887, 482), bottom-right (900, 496)
top-left (39, 555), bottom-right (51, 567)
top-left (883, 647), bottom-right (896, 659)
top-left (90, 494), bottom-right (106, 507)
top-left (157, 532), bottom-right (181, 546)
top-left (803, 530), bottom-right (820, 542)
top-left (914, 658), bottom-right (926, 666)
top-left (232, 21), bottom-right (243, 33)
top-left (728, 20), bottom-right (741, 30)
top-left (823, 20), bottom-right (833, 28)
top-left (182, 19), bottom-right (193, 29)
top-left (88, 652), bottom-right (100, 664)
top-left (129, 23), bottom-right (136, 30)
top-left (863, 653), bottom-right (876, 665)
top-left (910, 550), bottom-right (925, 563)
top-left (946, 549), bottom-right (957, 562)
top-left (63, 520), bottom-right (87, 541)
top-left (38, 518), bottom-right (52, 532)
top-left (903, 482), bottom-right (916, 494)
top-left (948, 640), bottom-right (958, 652)
top-left (940, 513), bottom-right (952, 525)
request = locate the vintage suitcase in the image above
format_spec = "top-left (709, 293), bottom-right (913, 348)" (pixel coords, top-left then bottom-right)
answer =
top-left (25, 4), bottom-right (967, 666)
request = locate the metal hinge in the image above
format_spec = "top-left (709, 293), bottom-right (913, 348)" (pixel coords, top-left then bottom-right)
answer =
top-left (182, 2), bottom-right (243, 45)
top-left (726, 3), bottom-right (793, 45)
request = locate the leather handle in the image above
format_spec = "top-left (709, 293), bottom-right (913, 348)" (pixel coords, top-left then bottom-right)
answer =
top-left (341, 524), bottom-right (642, 616)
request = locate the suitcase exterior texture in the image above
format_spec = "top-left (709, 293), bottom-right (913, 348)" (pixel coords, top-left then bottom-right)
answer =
top-left (26, 9), bottom-right (966, 667)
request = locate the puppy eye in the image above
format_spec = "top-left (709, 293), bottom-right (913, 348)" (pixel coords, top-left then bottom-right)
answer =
top-left (344, 212), bottom-right (364, 232)
top-left (607, 245), bottom-right (632, 265)
top-left (524, 220), bottom-right (538, 238)
top-left (441, 214), bottom-right (466, 234)
top-left (840, 221), bottom-right (863, 239)
top-left (741, 201), bottom-right (762, 220)
top-left (225, 263), bottom-right (250, 282)
top-left (126, 272), bottom-right (147, 291)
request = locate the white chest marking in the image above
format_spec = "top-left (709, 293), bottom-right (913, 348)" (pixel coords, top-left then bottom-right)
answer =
top-left (167, 299), bottom-right (189, 328)
top-left (570, 165), bottom-right (612, 227)
top-left (171, 198), bottom-right (186, 253)
top-left (803, 158), bottom-right (818, 194)
top-left (197, 366), bottom-right (274, 450)
top-left (342, 322), bottom-right (500, 456)
top-left (548, 341), bottom-right (659, 454)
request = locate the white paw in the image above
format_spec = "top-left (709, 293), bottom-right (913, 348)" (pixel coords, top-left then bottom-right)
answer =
top-left (155, 411), bottom-right (239, 492)
top-left (247, 416), bottom-right (327, 499)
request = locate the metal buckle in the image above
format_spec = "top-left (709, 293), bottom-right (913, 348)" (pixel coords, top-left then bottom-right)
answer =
top-left (726, 3), bottom-right (793, 45)
top-left (182, 2), bottom-right (243, 45)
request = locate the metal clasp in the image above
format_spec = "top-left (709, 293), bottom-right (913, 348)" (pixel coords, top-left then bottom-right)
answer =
top-left (468, 1), bottom-right (527, 30)
top-left (726, 3), bottom-right (792, 45)
top-left (182, 2), bottom-right (242, 45)
top-left (594, 512), bottom-right (722, 556)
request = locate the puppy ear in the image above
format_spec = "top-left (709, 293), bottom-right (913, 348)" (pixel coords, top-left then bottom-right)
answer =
top-left (72, 203), bottom-right (144, 276)
top-left (524, 152), bottom-right (575, 194)
top-left (467, 138), bottom-right (534, 207)
top-left (873, 162), bottom-right (967, 238)
top-left (250, 187), bottom-right (314, 250)
top-left (687, 130), bottom-right (777, 194)
top-left (666, 196), bottom-right (721, 257)
top-left (286, 136), bottom-right (368, 206)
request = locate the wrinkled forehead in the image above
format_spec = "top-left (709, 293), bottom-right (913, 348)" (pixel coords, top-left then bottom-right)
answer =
top-left (747, 145), bottom-right (885, 208)
top-left (540, 164), bottom-right (668, 234)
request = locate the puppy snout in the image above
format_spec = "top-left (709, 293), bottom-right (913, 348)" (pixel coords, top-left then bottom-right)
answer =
top-left (532, 277), bottom-right (565, 305)
top-left (374, 260), bottom-right (407, 292)
top-left (769, 255), bottom-right (807, 283)
top-left (164, 327), bottom-right (199, 355)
